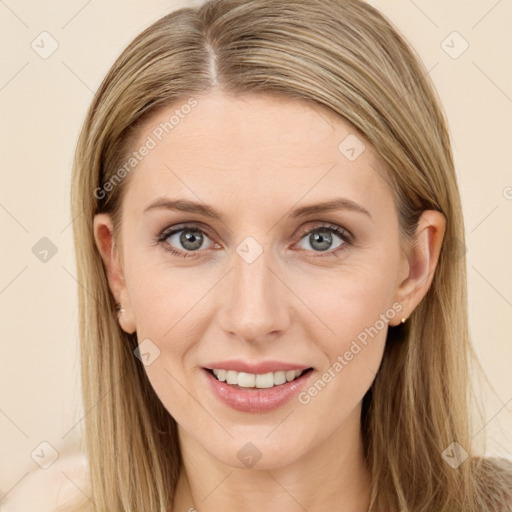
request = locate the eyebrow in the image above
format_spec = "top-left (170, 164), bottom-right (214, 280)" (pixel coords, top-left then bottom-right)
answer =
top-left (143, 197), bottom-right (372, 220)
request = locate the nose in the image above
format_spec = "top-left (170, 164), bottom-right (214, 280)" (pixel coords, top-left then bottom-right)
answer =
top-left (216, 245), bottom-right (291, 344)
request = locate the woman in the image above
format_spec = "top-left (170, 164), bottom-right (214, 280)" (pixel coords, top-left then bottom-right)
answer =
top-left (59, 0), bottom-right (512, 510)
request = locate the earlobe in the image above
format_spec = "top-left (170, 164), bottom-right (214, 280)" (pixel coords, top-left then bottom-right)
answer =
top-left (93, 214), bottom-right (136, 334)
top-left (116, 303), bottom-right (136, 334)
top-left (390, 210), bottom-right (446, 326)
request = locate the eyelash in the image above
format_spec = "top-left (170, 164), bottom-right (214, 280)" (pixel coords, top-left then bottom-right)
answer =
top-left (156, 223), bottom-right (354, 259)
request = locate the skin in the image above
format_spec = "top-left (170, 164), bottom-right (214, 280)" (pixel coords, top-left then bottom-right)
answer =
top-left (94, 91), bottom-right (445, 511)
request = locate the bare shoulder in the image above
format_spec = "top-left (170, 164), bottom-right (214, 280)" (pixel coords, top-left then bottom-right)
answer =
top-left (2, 451), bottom-right (90, 512)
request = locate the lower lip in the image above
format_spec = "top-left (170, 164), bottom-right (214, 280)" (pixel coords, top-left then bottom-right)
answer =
top-left (201, 368), bottom-right (314, 413)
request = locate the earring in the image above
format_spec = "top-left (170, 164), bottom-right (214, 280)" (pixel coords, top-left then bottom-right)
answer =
top-left (116, 304), bottom-right (125, 318)
top-left (401, 317), bottom-right (407, 324)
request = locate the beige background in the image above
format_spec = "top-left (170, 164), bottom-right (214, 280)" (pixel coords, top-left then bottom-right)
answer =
top-left (1, 0), bottom-right (511, 505)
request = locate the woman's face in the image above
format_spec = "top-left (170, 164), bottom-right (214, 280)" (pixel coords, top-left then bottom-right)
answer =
top-left (96, 91), bottom-right (418, 469)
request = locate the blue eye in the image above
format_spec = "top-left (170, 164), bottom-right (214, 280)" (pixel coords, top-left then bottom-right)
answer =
top-left (157, 226), bottom-right (214, 258)
top-left (295, 224), bottom-right (351, 256)
top-left (156, 223), bottom-right (353, 259)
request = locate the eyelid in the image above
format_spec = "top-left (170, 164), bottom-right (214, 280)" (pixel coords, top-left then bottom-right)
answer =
top-left (156, 221), bottom-right (354, 257)
top-left (158, 222), bottom-right (215, 242)
top-left (294, 222), bottom-right (353, 243)
top-left (158, 221), bottom-right (353, 242)
top-left (156, 223), bottom-right (218, 259)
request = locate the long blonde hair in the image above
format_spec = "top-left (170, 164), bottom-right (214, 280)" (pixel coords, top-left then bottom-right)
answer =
top-left (66, 0), bottom-right (512, 510)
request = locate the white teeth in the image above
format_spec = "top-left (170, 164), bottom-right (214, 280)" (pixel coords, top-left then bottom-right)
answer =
top-left (237, 372), bottom-right (256, 388)
top-left (286, 370), bottom-right (298, 382)
top-left (273, 371), bottom-right (287, 385)
top-left (255, 372), bottom-right (274, 388)
top-left (211, 368), bottom-right (307, 388)
top-left (226, 370), bottom-right (238, 385)
top-left (213, 369), bottom-right (227, 382)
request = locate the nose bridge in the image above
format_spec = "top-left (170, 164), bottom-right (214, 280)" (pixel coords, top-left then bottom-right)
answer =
top-left (218, 241), bottom-right (290, 341)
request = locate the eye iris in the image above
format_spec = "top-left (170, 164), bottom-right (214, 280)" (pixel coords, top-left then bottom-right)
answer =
top-left (180, 230), bottom-right (203, 250)
top-left (310, 229), bottom-right (333, 251)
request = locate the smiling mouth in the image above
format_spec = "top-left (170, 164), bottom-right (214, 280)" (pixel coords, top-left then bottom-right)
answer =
top-left (205, 367), bottom-right (314, 390)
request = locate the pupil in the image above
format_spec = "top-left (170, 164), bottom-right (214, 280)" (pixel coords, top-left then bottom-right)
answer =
top-left (181, 230), bottom-right (203, 250)
top-left (311, 230), bottom-right (332, 251)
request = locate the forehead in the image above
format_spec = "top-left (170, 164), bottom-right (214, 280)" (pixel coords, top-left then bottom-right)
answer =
top-left (123, 91), bottom-right (393, 218)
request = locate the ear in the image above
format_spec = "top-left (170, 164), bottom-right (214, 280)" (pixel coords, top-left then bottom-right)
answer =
top-left (389, 210), bottom-right (446, 326)
top-left (93, 213), bottom-right (136, 334)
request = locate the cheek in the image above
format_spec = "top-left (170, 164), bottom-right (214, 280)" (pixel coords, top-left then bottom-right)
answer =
top-left (298, 251), bottom-right (400, 343)
top-left (294, 274), bottom-right (395, 424)
top-left (123, 259), bottom-right (213, 401)
top-left (125, 254), bottom-right (207, 342)
top-left (128, 267), bottom-right (207, 420)
top-left (127, 239), bottom-right (400, 361)
top-left (295, 251), bottom-right (400, 396)
top-left (123, 234), bottom-right (401, 424)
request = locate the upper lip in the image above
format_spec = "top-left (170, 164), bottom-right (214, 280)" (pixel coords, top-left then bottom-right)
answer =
top-left (204, 360), bottom-right (313, 374)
